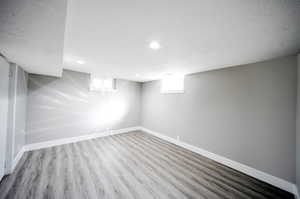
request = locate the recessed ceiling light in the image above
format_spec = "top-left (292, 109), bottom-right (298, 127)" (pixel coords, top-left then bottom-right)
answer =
top-left (149, 41), bottom-right (161, 50)
top-left (76, 60), bottom-right (85, 64)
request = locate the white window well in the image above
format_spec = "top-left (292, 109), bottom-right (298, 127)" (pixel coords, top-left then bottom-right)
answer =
top-left (90, 75), bottom-right (116, 92)
top-left (161, 74), bottom-right (184, 93)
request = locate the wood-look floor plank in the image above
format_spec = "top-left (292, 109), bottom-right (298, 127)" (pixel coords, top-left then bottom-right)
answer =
top-left (134, 132), bottom-right (289, 198)
top-left (112, 134), bottom-right (218, 199)
top-left (128, 133), bottom-right (265, 198)
top-left (0, 131), bottom-right (295, 199)
top-left (108, 135), bottom-right (185, 199)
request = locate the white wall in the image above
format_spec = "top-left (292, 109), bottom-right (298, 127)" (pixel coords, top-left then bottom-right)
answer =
top-left (297, 54), bottom-right (300, 193)
top-left (0, 56), bottom-right (10, 179)
top-left (5, 64), bottom-right (28, 172)
top-left (26, 69), bottom-right (141, 144)
top-left (13, 66), bottom-right (27, 157)
top-left (141, 56), bottom-right (297, 183)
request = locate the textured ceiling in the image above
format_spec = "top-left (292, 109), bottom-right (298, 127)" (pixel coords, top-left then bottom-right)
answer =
top-left (0, 0), bottom-right (67, 76)
top-left (1, 0), bottom-right (300, 81)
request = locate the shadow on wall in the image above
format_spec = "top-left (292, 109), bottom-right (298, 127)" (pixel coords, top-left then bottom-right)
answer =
top-left (26, 70), bottom-right (139, 144)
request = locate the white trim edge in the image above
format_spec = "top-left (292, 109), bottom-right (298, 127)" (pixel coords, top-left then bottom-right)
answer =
top-left (9, 126), bottom-right (298, 198)
top-left (140, 127), bottom-right (298, 197)
top-left (10, 126), bottom-right (141, 173)
top-left (11, 65), bottom-right (18, 172)
top-left (24, 126), bottom-right (141, 152)
top-left (11, 146), bottom-right (25, 173)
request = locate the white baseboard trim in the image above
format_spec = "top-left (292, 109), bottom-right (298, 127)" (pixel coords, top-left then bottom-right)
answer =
top-left (140, 127), bottom-right (298, 196)
top-left (9, 126), bottom-right (298, 197)
top-left (11, 147), bottom-right (26, 173)
top-left (4, 125), bottom-right (139, 176)
top-left (9, 126), bottom-right (141, 172)
top-left (24, 126), bottom-right (141, 152)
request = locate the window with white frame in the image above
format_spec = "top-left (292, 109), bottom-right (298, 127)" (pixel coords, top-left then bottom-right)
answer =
top-left (90, 75), bottom-right (116, 92)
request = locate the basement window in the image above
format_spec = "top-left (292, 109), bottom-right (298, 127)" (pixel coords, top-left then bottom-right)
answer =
top-left (161, 74), bottom-right (184, 94)
top-left (90, 76), bottom-right (116, 92)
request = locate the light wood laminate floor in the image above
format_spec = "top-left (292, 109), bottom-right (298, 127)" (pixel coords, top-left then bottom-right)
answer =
top-left (0, 131), bottom-right (294, 199)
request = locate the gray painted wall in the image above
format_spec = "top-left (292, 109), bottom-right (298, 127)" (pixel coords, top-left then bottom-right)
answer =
top-left (26, 70), bottom-right (141, 144)
top-left (141, 56), bottom-right (297, 183)
top-left (297, 54), bottom-right (300, 192)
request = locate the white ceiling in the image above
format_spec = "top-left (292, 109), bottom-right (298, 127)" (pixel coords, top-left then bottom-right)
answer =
top-left (1, 0), bottom-right (300, 81)
top-left (63, 0), bottom-right (300, 82)
top-left (0, 0), bottom-right (67, 76)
